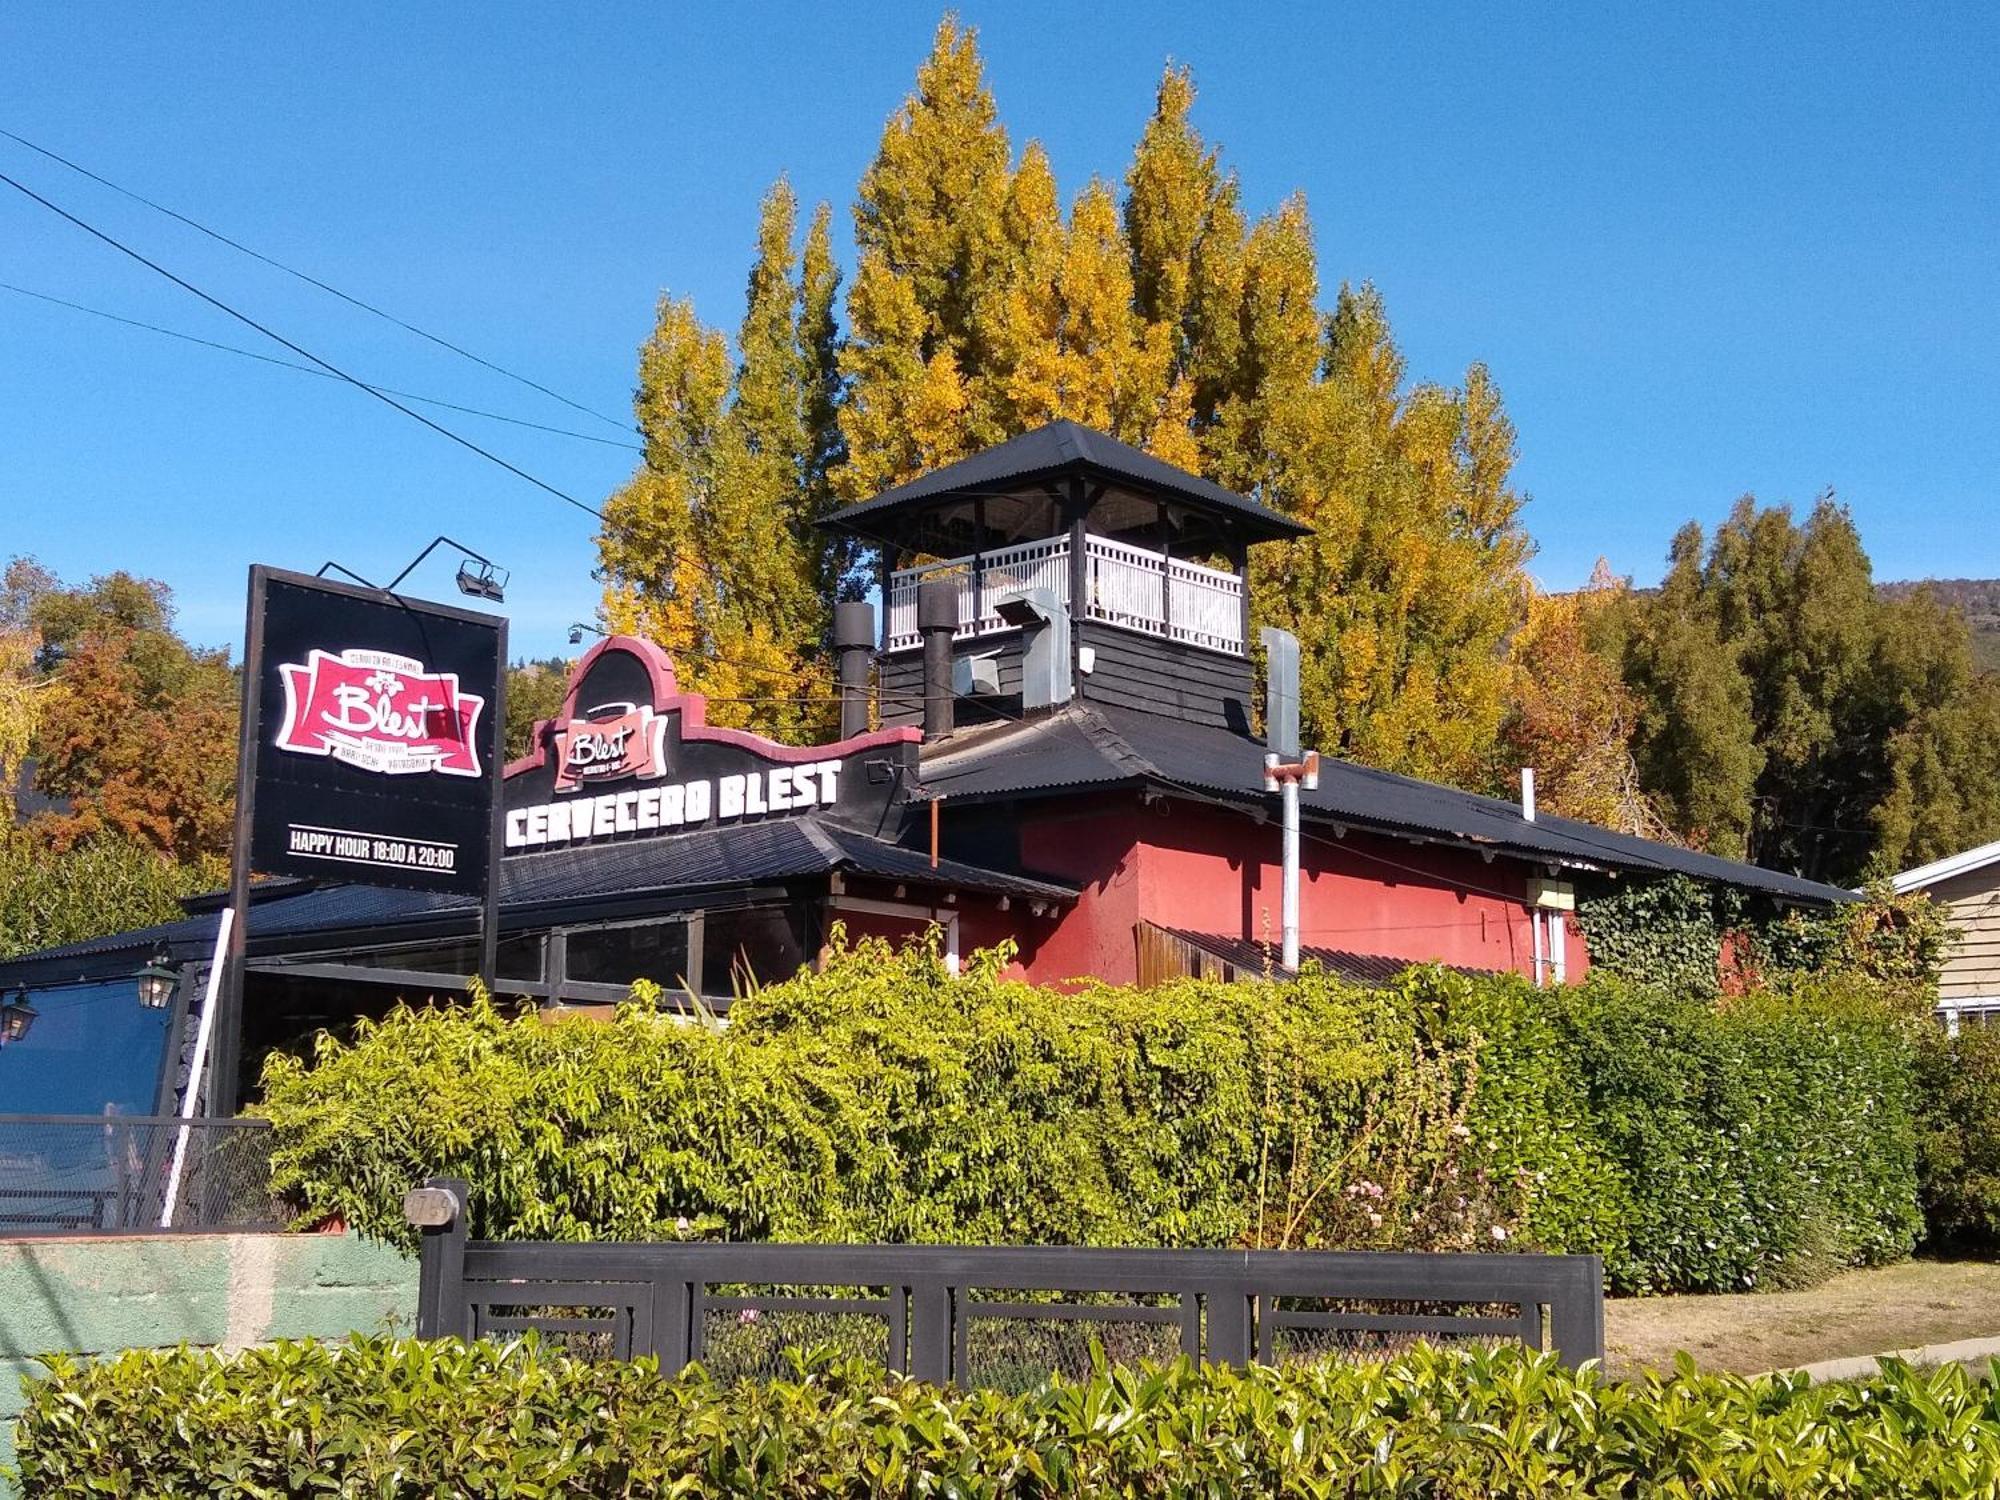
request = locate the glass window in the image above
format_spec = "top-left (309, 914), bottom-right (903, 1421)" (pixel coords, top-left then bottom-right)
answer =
top-left (701, 905), bottom-right (811, 998)
top-left (563, 920), bottom-right (692, 990)
top-left (338, 933), bottom-right (544, 981)
top-left (0, 978), bottom-right (173, 1115)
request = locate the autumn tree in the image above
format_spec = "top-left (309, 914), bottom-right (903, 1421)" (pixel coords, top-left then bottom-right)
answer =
top-left (825, 20), bottom-right (1534, 782)
top-left (0, 559), bottom-right (236, 866)
top-left (1497, 580), bottom-right (1665, 836)
top-left (597, 181), bottom-right (848, 739)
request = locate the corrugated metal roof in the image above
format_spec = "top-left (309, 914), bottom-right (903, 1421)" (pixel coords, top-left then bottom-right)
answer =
top-left (1158, 927), bottom-right (1499, 986)
top-left (0, 818), bottom-right (1075, 986)
top-left (916, 704), bottom-right (1852, 907)
top-left (820, 420), bottom-right (1311, 542)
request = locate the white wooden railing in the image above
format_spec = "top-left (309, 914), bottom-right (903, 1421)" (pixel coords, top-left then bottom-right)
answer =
top-left (885, 533), bottom-right (1244, 656)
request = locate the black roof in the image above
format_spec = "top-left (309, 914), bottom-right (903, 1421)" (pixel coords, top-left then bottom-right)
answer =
top-left (0, 818), bottom-right (1076, 987)
top-left (819, 420), bottom-right (1311, 544)
top-left (918, 704), bottom-right (1853, 907)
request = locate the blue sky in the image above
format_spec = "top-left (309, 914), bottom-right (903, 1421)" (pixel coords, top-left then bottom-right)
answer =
top-left (3, 3), bottom-right (1994, 660)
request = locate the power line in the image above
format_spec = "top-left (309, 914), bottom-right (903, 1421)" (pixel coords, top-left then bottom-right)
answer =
top-left (1, 281), bottom-right (644, 453)
top-left (0, 125), bottom-right (631, 433)
top-left (0, 168), bottom-right (607, 522)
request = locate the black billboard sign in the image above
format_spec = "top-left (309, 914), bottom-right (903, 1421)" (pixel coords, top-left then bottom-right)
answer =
top-left (243, 567), bottom-right (505, 896)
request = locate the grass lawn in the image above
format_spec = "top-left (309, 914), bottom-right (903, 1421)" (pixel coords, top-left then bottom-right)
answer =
top-left (1604, 1259), bottom-right (2000, 1377)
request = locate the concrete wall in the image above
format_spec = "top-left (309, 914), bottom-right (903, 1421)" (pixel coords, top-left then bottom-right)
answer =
top-left (0, 1232), bottom-right (416, 1491)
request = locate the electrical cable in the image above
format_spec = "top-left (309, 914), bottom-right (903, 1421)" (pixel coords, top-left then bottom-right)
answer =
top-left (0, 125), bottom-right (631, 432)
top-left (0, 280), bottom-right (644, 452)
top-left (0, 168), bottom-right (607, 521)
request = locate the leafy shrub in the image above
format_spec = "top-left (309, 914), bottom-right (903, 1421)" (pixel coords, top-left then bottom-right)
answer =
top-left (1758, 880), bottom-right (1957, 1006)
top-left (0, 833), bottom-right (223, 959)
top-left (258, 941), bottom-right (1922, 1292)
top-left (20, 1336), bottom-right (2000, 1497)
top-left (260, 939), bottom-right (1388, 1252)
top-left (1915, 1022), bottom-right (2000, 1252)
top-left (1546, 977), bottom-right (1920, 1291)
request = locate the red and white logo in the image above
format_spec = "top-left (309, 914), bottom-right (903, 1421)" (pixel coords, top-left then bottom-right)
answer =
top-left (275, 648), bottom-right (484, 777)
top-left (553, 704), bottom-right (668, 792)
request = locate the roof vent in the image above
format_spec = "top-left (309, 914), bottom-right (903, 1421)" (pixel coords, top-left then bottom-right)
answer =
top-left (1259, 626), bottom-right (1300, 759)
top-left (993, 588), bottom-right (1071, 710)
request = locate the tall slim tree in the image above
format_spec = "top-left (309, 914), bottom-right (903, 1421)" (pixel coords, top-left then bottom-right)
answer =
top-left (598, 182), bottom-right (846, 738)
top-left (607, 22), bottom-right (1537, 780)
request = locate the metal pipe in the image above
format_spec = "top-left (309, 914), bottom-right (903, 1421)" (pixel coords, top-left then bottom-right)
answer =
top-left (916, 578), bottom-right (957, 739)
top-left (1282, 776), bottom-right (1300, 972)
top-left (930, 796), bottom-right (941, 869)
top-left (834, 600), bottom-right (875, 740)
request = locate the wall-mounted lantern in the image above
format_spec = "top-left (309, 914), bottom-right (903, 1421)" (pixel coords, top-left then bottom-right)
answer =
top-left (0, 992), bottom-right (37, 1047)
top-left (137, 959), bottom-right (178, 1010)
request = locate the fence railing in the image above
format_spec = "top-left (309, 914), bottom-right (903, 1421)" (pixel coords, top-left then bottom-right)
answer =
top-left (0, 1115), bottom-right (282, 1235)
top-left (885, 533), bottom-right (1245, 656)
top-left (409, 1179), bottom-right (1603, 1385)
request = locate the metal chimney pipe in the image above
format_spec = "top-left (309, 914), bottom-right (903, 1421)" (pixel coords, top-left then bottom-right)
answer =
top-left (833, 601), bottom-right (875, 740)
top-left (1521, 767), bottom-right (1537, 823)
top-left (916, 578), bottom-right (958, 740)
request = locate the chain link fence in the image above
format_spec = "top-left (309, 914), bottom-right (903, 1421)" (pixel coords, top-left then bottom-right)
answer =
top-left (0, 1115), bottom-right (283, 1234)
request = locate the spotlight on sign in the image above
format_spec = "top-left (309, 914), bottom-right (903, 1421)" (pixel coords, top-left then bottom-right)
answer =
top-left (456, 561), bottom-right (507, 603)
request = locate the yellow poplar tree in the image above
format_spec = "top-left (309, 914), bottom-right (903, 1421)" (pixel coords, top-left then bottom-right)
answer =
top-left (603, 20), bottom-right (1535, 781)
top-left (598, 181), bottom-right (844, 738)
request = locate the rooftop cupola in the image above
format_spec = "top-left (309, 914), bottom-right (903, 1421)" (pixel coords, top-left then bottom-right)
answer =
top-left (821, 421), bottom-right (1309, 733)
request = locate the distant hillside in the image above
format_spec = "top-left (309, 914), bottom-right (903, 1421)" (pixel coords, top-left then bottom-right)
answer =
top-left (1879, 578), bottom-right (2000, 673)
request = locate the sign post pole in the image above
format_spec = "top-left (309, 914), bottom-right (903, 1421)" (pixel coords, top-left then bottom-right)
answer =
top-left (479, 620), bottom-right (507, 993)
top-left (213, 565), bottom-right (269, 1117)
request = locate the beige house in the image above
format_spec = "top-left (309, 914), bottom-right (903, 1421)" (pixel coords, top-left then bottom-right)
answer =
top-left (1896, 839), bottom-right (2000, 1030)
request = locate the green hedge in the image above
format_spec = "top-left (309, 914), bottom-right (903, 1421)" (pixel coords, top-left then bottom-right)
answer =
top-left (18, 1337), bottom-right (2000, 1497)
top-left (1916, 1022), bottom-right (2000, 1252)
top-left (257, 940), bottom-right (1922, 1292)
top-left (1455, 974), bottom-right (1922, 1291)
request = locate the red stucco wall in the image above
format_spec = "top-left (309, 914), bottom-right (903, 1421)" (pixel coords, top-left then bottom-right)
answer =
top-left (1003, 797), bottom-right (1589, 988)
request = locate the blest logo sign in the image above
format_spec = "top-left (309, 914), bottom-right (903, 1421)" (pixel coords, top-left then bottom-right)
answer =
top-left (245, 568), bottom-right (503, 898)
top-left (276, 648), bottom-right (485, 778)
top-left (552, 705), bottom-right (664, 791)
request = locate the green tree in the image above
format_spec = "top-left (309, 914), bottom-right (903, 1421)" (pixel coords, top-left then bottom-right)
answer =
top-left (504, 658), bottom-right (571, 762)
top-left (1618, 524), bottom-right (1764, 859)
top-left (1615, 500), bottom-right (2000, 880)
top-left (0, 833), bottom-right (223, 960)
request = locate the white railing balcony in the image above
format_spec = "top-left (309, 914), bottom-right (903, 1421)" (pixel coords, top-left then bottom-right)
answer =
top-left (885, 533), bottom-right (1245, 656)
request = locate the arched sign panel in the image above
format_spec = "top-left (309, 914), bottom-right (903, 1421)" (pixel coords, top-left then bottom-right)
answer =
top-left (502, 636), bottom-right (918, 853)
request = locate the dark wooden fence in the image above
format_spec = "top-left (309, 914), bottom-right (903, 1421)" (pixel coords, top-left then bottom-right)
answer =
top-left (410, 1179), bottom-right (1603, 1385)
